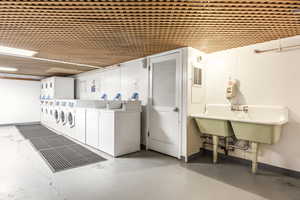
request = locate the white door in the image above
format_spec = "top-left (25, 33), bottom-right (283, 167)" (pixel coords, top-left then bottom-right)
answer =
top-left (148, 53), bottom-right (181, 158)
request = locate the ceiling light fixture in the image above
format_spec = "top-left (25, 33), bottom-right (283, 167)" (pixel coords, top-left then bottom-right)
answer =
top-left (0, 45), bottom-right (37, 57)
top-left (0, 66), bottom-right (18, 72)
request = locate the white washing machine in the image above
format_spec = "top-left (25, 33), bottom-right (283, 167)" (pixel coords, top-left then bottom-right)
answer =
top-left (40, 100), bottom-right (45, 123)
top-left (74, 100), bottom-right (99, 144)
top-left (43, 100), bottom-right (49, 124)
top-left (47, 100), bottom-right (55, 128)
top-left (44, 100), bottom-right (50, 126)
top-left (66, 100), bottom-right (77, 138)
top-left (85, 100), bottom-right (108, 149)
top-left (59, 101), bottom-right (68, 135)
top-left (98, 100), bottom-right (142, 157)
top-left (53, 100), bottom-right (62, 132)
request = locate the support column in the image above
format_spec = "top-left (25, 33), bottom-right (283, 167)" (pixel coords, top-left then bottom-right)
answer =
top-left (212, 135), bottom-right (219, 164)
top-left (252, 142), bottom-right (259, 174)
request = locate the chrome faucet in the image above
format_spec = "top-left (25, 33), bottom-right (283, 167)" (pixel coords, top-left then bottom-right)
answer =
top-left (231, 105), bottom-right (248, 113)
top-left (243, 105), bottom-right (249, 113)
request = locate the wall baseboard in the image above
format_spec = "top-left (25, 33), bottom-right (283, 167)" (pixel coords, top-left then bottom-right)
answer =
top-left (187, 148), bottom-right (300, 179)
top-left (0, 121), bottom-right (40, 127)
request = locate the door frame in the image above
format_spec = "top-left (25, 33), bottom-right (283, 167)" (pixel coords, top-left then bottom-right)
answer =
top-left (146, 50), bottom-right (183, 159)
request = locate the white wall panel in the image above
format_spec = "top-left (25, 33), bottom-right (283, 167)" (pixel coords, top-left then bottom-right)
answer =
top-left (205, 35), bottom-right (300, 172)
top-left (101, 68), bottom-right (121, 99)
top-left (0, 79), bottom-right (40, 125)
top-left (75, 59), bottom-right (148, 144)
top-left (120, 60), bottom-right (147, 103)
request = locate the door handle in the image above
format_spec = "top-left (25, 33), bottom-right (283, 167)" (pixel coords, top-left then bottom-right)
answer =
top-left (173, 107), bottom-right (179, 112)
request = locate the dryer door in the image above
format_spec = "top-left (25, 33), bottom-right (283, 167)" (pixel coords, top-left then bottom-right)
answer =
top-left (54, 110), bottom-right (60, 123)
top-left (68, 112), bottom-right (75, 128)
top-left (61, 111), bottom-right (66, 125)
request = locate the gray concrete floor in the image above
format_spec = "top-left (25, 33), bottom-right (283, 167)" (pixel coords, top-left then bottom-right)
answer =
top-left (0, 126), bottom-right (299, 200)
top-left (185, 153), bottom-right (300, 200)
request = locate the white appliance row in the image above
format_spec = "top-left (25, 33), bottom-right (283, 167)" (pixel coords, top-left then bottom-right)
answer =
top-left (40, 99), bottom-right (142, 157)
top-left (41, 76), bottom-right (74, 100)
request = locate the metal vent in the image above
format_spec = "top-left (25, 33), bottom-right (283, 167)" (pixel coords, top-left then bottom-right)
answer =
top-left (17, 125), bottom-right (106, 172)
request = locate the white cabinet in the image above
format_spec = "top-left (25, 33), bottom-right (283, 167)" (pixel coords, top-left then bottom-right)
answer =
top-left (99, 111), bottom-right (114, 155)
top-left (75, 107), bottom-right (86, 144)
top-left (99, 110), bottom-right (141, 157)
top-left (86, 108), bottom-right (99, 148)
top-left (71, 101), bottom-right (141, 157)
top-left (41, 76), bottom-right (74, 99)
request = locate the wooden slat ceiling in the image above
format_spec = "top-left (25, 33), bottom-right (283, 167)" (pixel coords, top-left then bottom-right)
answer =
top-left (0, 0), bottom-right (300, 76)
top-left (0, 54), bottom-right (93, 76)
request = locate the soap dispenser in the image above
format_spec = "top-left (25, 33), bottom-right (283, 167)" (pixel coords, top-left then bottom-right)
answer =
top-left (226, 77), bottom-right (238, 100)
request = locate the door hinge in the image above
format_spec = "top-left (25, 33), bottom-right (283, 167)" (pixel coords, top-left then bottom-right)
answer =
top-left (148, 65), bottom-right (151, 71)
top-left (148, 131), bottom-right (150, 137)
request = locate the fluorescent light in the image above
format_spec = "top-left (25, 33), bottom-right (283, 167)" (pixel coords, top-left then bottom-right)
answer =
top-left (0, 45), bottom-right (37, 56)
top-left (0, 66), bottom-right (18, 72)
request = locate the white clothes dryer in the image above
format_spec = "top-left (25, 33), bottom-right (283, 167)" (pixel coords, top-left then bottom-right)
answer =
top-left (47, 100), bottom-right (55, 128)
top-left (44, 100), bottom-right (50, 126)
top-left (40, 100), bottom-right (45, 123)
top-left (53, 100), bottom-right (62, 132)
top-left (59, 101), bottom-right (68, 135)
top-left (66, 100), bottom-right (76, 138)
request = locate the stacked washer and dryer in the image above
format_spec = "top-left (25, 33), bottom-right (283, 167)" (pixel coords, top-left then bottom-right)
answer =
top-left (40, 76), bottom-right (142, 157)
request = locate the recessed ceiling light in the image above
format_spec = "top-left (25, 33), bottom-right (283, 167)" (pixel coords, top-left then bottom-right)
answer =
top-left (0, 66), bottom-right (18, 72)
top-left (0, 45), bottom-right (37, 56)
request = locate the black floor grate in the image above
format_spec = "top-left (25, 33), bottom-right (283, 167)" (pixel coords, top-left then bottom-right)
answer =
top-left (17, 124), bottom-right (106, 172)
top-left (17, 124), bottom-right (56, 139)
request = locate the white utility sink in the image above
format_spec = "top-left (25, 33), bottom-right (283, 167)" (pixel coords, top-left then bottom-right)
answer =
top-left (191, 104), bottom-right (288, 173)
top-left (230, 105), bottom-right (288, 144)
top-left (191, 104), bottom-right (288, 144)
top-left (192, 104), bottom-right (235, 137)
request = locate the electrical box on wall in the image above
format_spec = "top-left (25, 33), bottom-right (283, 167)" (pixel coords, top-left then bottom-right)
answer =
top-left (226, 78), bottom-right (238, 100)
top-left (41, 76), bottom-right (75, 99)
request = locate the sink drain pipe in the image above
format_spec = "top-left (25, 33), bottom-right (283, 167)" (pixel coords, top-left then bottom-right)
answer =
top-left (212, 136), bottom-right (219, 163)
top-left (202, 135), bottom-right (259, 173)
top-left (251, 142), bottom-right (259, 174)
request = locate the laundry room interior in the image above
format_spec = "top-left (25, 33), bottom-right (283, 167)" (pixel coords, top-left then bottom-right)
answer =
top-left (0, 1), bottom-right (300, 200)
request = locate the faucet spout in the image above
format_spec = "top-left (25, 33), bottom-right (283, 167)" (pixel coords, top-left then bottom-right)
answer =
top-left (231, 104), bottom-right (248, 113)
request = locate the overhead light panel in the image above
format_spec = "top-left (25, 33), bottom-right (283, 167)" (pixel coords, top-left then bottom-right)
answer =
top-left (0, 45), bottom-right (37, 56)
top-left (0, 66), bottom-right (18, 72)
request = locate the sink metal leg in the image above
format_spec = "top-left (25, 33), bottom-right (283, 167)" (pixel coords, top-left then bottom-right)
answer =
top-left (212, 136), bottom-right (219, 164)
top-left (252, 142), bottom-right (259, 174)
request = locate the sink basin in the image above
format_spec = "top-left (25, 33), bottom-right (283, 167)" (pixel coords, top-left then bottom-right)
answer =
top-left (230, 122), bottom-right (282, 144)
top-left (191, 104), bottom-right (235, 163)
top-left (230, 106), bottom-right (288, 144)
top-left (194, 118), bottom-right (233, 137)
top-left (191, 104), bottom-right (288, 173)
top-left (192, 104), bottom-right (236, 137)
top-left (192, 104), bottom-right (288, 144)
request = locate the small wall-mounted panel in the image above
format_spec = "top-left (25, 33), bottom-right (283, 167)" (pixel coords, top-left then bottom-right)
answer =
top-left (193, 67), bottom-right (202, 86)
